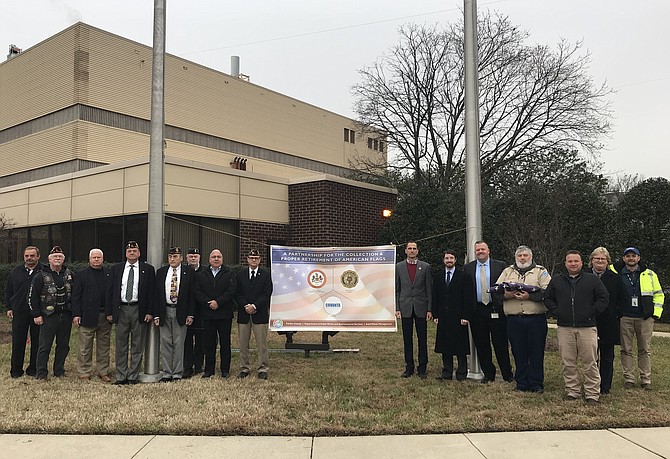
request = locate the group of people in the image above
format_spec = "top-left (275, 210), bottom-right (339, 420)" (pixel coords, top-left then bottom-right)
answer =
top-left (6, 239), bottom-right (665, 400)
top-left (395, 241), bottom-right (664, 404)
top-left (5, 243), bottom-right (273, 383)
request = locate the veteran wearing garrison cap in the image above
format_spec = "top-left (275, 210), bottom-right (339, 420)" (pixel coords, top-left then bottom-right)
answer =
top-left (183, 247), bottom-right (205, 377)
top-left (154, 247), bottom-right (196, 381)
top-left (28, 246), bottom-right (75, 380)
top-left (109, 241), bottom-right (156, 385)
top-left (234, 249), bottom-right (273, 380)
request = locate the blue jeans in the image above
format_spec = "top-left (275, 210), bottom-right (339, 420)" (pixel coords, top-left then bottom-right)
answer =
top-left (507, 314), bottom-right (547, 391)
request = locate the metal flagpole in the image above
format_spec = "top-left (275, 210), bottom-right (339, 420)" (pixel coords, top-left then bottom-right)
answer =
top-left (140, 0), bottom-right (166, 383)
top-left (464, 0), bottom-right (484, 380)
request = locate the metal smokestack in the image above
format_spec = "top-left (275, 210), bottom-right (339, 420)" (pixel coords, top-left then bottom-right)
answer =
top-left (231, 55), bottom-right (240, 78)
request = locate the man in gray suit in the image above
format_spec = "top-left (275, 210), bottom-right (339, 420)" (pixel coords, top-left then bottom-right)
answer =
top-left (465, 241), bottom-right (513, 383)
top-left (395, 242), bottom-right (433, 379)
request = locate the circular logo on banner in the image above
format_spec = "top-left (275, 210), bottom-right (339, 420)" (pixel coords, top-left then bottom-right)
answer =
top-left (307, 269), bottom-right (327, 289)
top-left (340, 270), bottom-right (359, 288)
top-left (271, 318), bottom-right (284, 329)
top-left (323, 296), bottom-right (343, 316)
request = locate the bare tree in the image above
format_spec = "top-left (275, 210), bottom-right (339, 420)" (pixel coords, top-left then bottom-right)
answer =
top-left (352, 12), bottom-right (612, 190)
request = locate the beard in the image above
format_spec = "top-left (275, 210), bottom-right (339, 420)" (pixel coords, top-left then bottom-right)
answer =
top-left (516, 260), bottom-right (532, 269)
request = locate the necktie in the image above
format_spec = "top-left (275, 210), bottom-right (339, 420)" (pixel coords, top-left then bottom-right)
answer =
top-left (125, 264), bottom-right (135, 302)
top-left (250, 269), bottom-right (256, 286)
top-left (170, 267), bottom-right (178, 303)
top-left (480, 264), bottom-right (490, 305)
top-left (446, 270), bottom-right (451, 286)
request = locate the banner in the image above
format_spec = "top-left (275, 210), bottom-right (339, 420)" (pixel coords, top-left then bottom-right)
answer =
top-left (269, 245), bottom-right (397, 332)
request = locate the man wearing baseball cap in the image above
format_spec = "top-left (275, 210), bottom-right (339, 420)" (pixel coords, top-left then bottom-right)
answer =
top-left (609, 247), bottom-right (664, 390)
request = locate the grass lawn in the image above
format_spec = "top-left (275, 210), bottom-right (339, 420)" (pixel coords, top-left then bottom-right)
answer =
top-left (0, 315), bottom-right (669, 435)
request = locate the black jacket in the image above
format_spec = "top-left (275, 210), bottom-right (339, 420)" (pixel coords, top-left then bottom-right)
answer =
top-left (154, 264), bottom-right (196, 326)
top-left (72, 266), bottom-right (113, 328)
top-left (432, 267), bottom-right (475, 355)
top-left (194, 266), bottom-right (235, 320)
top-left (109, 261), bottom-right (156, 323)
top-left (544, 272), bottom-right (609, 327)
top-left (234, 267), bottom-right (273, 325)
top-left (5, 263), bottom-right (43, 313)
top-left (591, 268), bottom-right (627, 345)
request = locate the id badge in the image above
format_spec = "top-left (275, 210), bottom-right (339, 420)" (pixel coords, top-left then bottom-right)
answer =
top-left (491, 312), bottom-right (500, 319)
top-left (631, 296), bottom-right (639, 308)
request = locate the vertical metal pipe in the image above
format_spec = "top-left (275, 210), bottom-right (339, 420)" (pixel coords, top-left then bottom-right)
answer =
top-left (141, 0), bottom-right (166, 382)
top-left (464, 0), bottom-right (484, 379)
top-left (231, 56), bottom-right (240, 77)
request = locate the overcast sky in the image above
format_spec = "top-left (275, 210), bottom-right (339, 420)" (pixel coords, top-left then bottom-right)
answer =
top-left (3, 0), bottom-right (668, 181)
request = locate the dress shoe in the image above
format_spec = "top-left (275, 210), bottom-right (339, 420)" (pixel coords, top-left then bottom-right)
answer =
top-left (503, 375), bottom-right (514, 383)
top-left (400, 371), bottom-right (413, 378)
top-left (237, 371), bottom-right (250, 379)
top-left (182, 370), bottom-right (193, 379)
top-left (624, 381), bottom-right (634, 389)
top-left (113, 379), bottom-right (129, 385)
top-left (79, 376), bottom-right (91, 382)
top-left (641, 383), bottom-right (652, 391)
top-left (258, 372), bottom-right (268, 380)
top-left (201, 372), bottom-right (214, 379)
top-left (436, 373), bottom-right (452, 381)
top-left (480, 378), bottom-right (492, 384)
top-left (418, 373), bottom-right (427, 380)
top-left (128, 379), bottom-right (140, 385)
top-left (194, 367), bottom-right (203, 374)
top-left (221, 372), bottom-right (230, 378)
top-left (26, 368), bottom-right (37, 377)
top-left (99, 375), bottom-right (113, 383)
top-left (160, 377), bottom-right (172, 383)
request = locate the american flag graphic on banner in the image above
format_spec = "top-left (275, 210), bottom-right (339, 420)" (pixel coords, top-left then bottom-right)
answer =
top-left (269, 245), bottom-right (397, 332)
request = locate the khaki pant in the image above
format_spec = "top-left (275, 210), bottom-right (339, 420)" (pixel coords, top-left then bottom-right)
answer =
top-left (238, 321), bottom-right (269, 374)
top-left (77, 312), bottom-right (112, 378)
top-left (620, 316), bottom-right (654, 385)
top-left (557, 326), bottom-right (600, 400)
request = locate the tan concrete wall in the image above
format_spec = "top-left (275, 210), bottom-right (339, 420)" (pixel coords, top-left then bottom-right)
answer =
top-left (0, 159), bottom-right (290, 228)
top-left (0, 23), bottom-right (383, 175)
top-left (0, 28), bottom-right (76, 130)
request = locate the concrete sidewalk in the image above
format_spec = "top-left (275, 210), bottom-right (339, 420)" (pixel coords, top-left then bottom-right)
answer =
top-left (1, 427), bottom-right (668, 458)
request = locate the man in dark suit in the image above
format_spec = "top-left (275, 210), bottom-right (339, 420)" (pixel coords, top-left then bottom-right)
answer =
top-left (183, 247), bottom-right (204, 378)
top-left (465, 241), bottom-right (513, 383)
top-left (235, 249), bottom-right (273, 380)
top-left (153, 247), bottom-right (195, 382)
top-left (72, 248), bottom-right (113, 382)
top-left (433, 249), bottom-right (475, 381)
top-left (108, 241), bottom-right (155, 385)
top-left (194, 248), bottom-right (235, 378)
top-left (6, 245), bottom-right (42, 378)
top-left (395, 241), bottom-right (433, 379)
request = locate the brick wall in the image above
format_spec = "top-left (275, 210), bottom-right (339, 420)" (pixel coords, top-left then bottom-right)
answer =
top-left (288, 180), bottom-right (396, 248)
top-left (239, 221), bottom-right (289, 266)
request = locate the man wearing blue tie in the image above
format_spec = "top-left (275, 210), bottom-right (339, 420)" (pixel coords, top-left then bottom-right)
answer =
top-left (465, 241), bottom-right (513, 383)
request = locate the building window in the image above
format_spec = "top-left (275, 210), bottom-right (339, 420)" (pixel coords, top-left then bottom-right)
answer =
top-left (344, 128), bottom-right (355, 144)
top-left (367, 137), bottom-right (384, 152)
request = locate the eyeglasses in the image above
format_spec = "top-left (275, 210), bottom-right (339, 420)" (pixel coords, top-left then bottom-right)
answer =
top-left (592, 257), bottom-right (608, 261)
